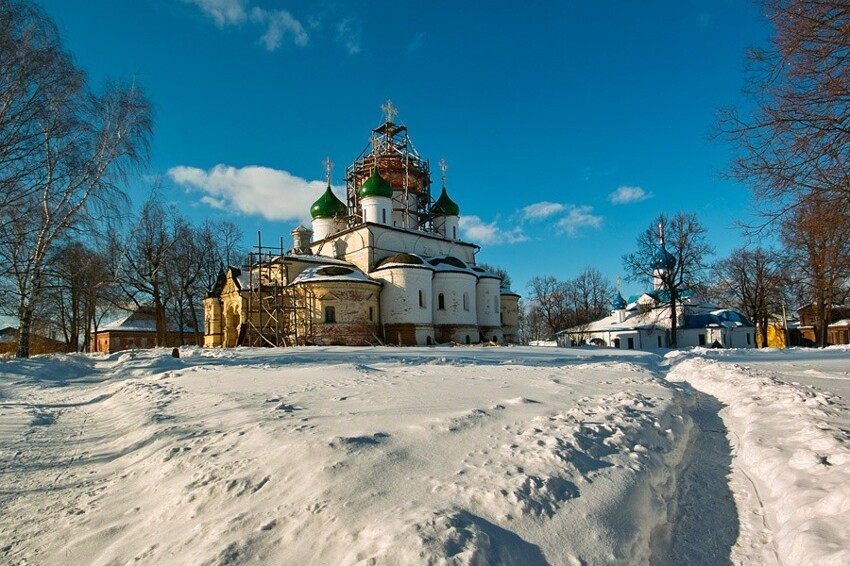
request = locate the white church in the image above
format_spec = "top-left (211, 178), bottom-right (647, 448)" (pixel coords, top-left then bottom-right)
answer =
top-left (556, 239), bottom-right (756, 350)
top-left (203, 103), bottom-right (521, 348)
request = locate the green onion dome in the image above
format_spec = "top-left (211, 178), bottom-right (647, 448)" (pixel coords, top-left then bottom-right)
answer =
top-left (358, 167), bottom-right (393, 199)
top-left (431, 187), bottom-right (460, 216)
top-left (310, 186), bottom-right (347, 219)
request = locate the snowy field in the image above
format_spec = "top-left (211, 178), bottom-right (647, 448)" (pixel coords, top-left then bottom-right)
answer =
top-left (0, 345), bottom-right (848, 565)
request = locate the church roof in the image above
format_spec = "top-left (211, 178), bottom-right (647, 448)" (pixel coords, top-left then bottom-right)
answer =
top-left (101, 307), bottom-right (197, 333)
top-left (651, 248), bottom-right (676, 270)
top-left (431, 187), bottom-right (460, 216)
top-left (310, 186), bottom-right (347, 219)
top-left (290, 265), bottom-right (380, 286)
top-left (376, 253), bottom-right (432, 270)
top-left (611, 291), bottom-right (627, 310)
top-left (358, 167), bottom-right (393, 199)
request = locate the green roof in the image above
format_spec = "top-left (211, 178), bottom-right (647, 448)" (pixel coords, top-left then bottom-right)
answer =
top-left (431, 187), bottom-right (460, 216)
top-left (310, 186), bottom-right (347, 219)
top-left (358, 167), bottom-right (393, 199)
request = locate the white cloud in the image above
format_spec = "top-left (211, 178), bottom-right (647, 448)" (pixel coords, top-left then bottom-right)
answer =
top-left (183, 0), bottom-right (247, 27)
top-left (608, 185), bottom-right (651, 205)
top-left (459, 216), bottom-right (527, 245)
top-left (168, 164), bottom-right (343, 222)
top-left (521, 201), bottom-right (565, 221)
top-left (183, 0), bottom-right (308, 50)
top-left (253, 8), bottom-right (308, 50)
top-left (336, 18), bottom-right (362, 55)
top-left (555, 205), bottom-right (603, 236)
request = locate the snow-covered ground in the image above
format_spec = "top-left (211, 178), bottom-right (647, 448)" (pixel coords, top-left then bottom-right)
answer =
top-left (0, 345), bottom-right (848, 565)
top-left (666, 346), bottom-right (850, 566)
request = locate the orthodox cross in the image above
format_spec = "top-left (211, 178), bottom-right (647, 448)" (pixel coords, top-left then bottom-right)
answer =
top-left (439, 158), bottom-right (448, 188)
top-left (658, 221), bottom-right (665, 246)
top-left (381, 99), bottom-right (398, 123)
top-left (323, 156), bottom-right (334, 186)
top-left (616, 275), bottom-right (621, 293)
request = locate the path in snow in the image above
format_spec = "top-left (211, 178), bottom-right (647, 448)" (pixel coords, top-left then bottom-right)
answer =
top-left (653, 389), bottom-right (740, 566)
top-left (667, 347), bottom-right (850, 566)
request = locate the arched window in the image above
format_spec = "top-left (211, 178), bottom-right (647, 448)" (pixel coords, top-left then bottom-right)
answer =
top-left (452, 226), bottom-right (457, 239)
top-left (463, 292), bottom-right (469, 311)
top-left (369, 306), bottom-right (374, 321)
top-left (419, 289), bottom-right (426, 308)
top-left (438, 293), bottom-right (445, 310)
top-left (382, 208), bottom-right (387, 224)
top-left (324, 306), bottom-right (336, 323)
top-left (465, 335), bottom-right (471, 344)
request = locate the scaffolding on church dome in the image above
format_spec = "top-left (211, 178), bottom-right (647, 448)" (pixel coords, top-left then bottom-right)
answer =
top-left (345, 100), bottom-right (434, 231)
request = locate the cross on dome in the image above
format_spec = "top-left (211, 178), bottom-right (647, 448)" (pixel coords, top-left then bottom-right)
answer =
top-left (323, 156), bottom-right (334, 186)
top-left (381, 99), bottom-right (398, 123)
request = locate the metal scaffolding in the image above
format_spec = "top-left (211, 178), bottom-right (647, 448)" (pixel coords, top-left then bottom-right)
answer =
top-left (345, 102), bottom-right (435, 232)
top-left (242, 233), bottom-right (313, 347)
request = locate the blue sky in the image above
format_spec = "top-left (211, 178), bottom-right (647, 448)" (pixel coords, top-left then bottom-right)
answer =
top-left (38, 0), bottom-right (773, 297)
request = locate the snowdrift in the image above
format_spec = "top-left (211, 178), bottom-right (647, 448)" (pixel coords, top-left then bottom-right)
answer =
top-left (1, 346), bottom-right (693, 565)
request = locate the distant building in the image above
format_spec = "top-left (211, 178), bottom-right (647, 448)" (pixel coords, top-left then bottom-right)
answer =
top-left (204, 104), bottom-right (520, 347)
top-left (791, 304), bottom-right (850, 346)
top-left (91, 307), bottom-right (200, 354)
top-left (0, 327), bottom-right (67, 355)
top-left (556, 235), bottom-right (755, 350)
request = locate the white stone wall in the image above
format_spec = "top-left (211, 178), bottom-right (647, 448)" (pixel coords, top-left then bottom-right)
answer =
top-left (476, 277), bottom-right (501, 329)
top-left (371, 226), bottom-right (475, 267)
top-left (433, 215), bottom-right (459, 240)
top-left (370, 266), bottom-right (434, 325)
top-left (311, 218), bottom-right (335, 241)
top-left (433, 271), bottom-right (478, 327)
top-left (362, 196), bottom-right (392, 226)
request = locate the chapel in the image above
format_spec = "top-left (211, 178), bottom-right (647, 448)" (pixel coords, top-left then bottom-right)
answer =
top-left (203, 103), bottom-right (520, 347)
top-left (556, 229), bottom-right (756, 350)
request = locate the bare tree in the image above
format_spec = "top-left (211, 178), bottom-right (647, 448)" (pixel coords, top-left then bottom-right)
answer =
top-left (116, 192), bottom-right (179, 347)
top-left (720, 1), bottom-right (850, 217)
top-left (623, 212), bottom-right (714, 347)
top-left (526, 276), bottom-right (571, 337)
top-left (0, 0), bottom-right (152, 357)
top-left (568, 267), bottom-right (613, 326)
top-left (781, 196), bottom-right (850, 346)
top-left (712, 246), bottom-right (787, 347)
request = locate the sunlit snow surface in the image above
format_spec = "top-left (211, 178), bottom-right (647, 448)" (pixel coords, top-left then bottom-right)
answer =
top-left (0, 345), bottom-right (848, 565)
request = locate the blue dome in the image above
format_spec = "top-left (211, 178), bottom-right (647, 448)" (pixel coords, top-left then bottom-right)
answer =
top-left (651, 248), bottom-right (676, 270)
top-left (611, 292), bottom-right (627, 310)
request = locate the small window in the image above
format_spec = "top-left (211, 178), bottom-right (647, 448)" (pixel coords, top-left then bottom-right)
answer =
top-left (627, 337), bottom-right (634, 350)
top-left (452, 226), bottom-right (457, 239)
top-left (369, 306), bottom-right (374, 322)
top-left (426, 336), bottom-right (433, 345)
top-left (463, 292), bottom-right (469, 311)
top-left (746, 333), bottom-right (751, 345)
top-left (614, 338), bottom-right (621, 348)
top-left (465, 335), bottom-right (471, 344)
top-left (382, 209), bottom-right (387, 224)
top-left (419, 290), bottom-right (426, 308)
top-left (438, 293), bottom-right (445, 310)
top-left (657, 336), bottom-right (662, 348)
top-left (494, 296), bottom-right (499, 312)
top-left (698, 334), bottom-right (706, 346)
top-left (324, 306), bottom-right (336, 323)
